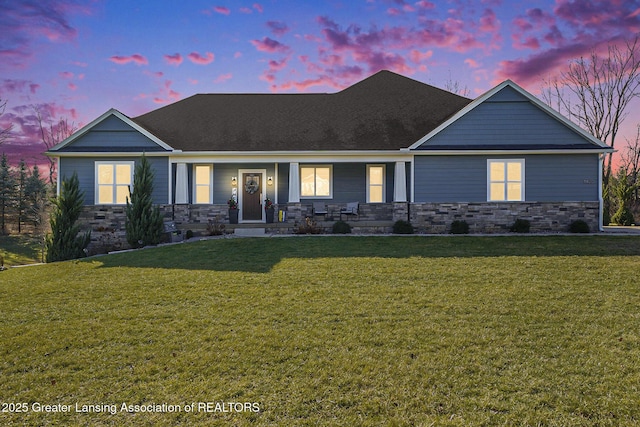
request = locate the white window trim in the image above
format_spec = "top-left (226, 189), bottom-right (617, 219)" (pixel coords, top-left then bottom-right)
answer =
top-left (94, 161), bottom-right (134, 205)
top-left (192, 164), bottom-right (214, 204)
top-left (366, 164), bottom-right (386, 203)
top-left (300, 165), bottom-right (333, 199)
top-left (487, 159), bottom-right (525, 202)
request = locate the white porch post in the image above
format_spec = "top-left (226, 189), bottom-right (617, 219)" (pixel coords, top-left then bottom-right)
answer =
top-left (288, 162), bottom-right (300, 203)
top-left (393, 161), bottom-right (407, 202)
top-left (175, 163), bottom-right (188, 204)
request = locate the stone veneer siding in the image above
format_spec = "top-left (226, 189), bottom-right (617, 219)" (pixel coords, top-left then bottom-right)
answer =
top-left (409, 202), bottom-right (600, 234)
top-left (80, 201), bottom-right (599, 253)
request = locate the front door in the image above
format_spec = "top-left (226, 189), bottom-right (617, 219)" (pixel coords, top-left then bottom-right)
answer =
top-left (242, 173), bottom-right (262, 221)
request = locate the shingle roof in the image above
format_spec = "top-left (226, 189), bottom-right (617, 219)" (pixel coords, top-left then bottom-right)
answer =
top-left (132, 70), bottom-right (471, 152)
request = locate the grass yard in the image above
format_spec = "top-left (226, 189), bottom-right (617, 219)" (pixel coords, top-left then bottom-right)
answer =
top-left (0, 235), bottom-right (43, 267)
top-left (1, 236), bottom-right (639, 426)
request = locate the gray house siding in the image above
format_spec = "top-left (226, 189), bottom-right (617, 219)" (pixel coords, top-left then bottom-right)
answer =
top-left (416, 87), bottom-right (593, 150)
top-left (414, 154), bottom-right (599, 203)
top-left (59, 156), bottom-right (169, 205)
top-left (295, 162), bottom-right (395, 204)
top-left (58, 115), bottom-right (167, 152)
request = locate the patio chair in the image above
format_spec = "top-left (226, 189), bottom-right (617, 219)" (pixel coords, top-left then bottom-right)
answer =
top-left (340, 202), bottom-right (359, 221)
top-left (312, 202), bottom-right (328, 219)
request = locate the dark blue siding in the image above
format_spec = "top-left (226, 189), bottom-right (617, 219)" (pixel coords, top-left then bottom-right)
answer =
top-left (59, 156), bottom-right (169, 205)
top-left (414, 154), bottom-right (599, 202)
top-left (58, 115), bottom-right (166, 152)
top-left (417, 86), bottom-right (594, 149)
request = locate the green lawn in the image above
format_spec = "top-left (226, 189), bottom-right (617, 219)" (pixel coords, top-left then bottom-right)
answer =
top-left (0, 235), bottom-right (43, 267)
top-left (1, 236), bottom-right (639, 426)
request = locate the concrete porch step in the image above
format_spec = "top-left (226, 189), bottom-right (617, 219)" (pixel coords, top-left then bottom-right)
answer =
top-left (234, 227), bottom-right (267, 237)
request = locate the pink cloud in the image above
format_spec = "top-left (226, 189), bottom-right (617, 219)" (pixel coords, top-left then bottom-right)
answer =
top-left (416, 0), bottom-right (436, 8)
top-left (187, 52), bottom-right (214, 65)
top-left (251, 37), bottom-right (291, 53)
top-left (109, 54), bottom-right (148, 65)
top-left (267, 21), bottom-right (289, 36)
top-left (68, 82), bottom-right (77, 91)
top-left (409, 49), bottom-right (433, 64)
top-left (214, 6), bottom-right (230, 15)
top-left (268, 57), bottom-right (288, 72)
top-left (253, 3), bottom-right (263, 13)
top-left (271, 75), bottom-right (344, 92)
top-left (0, 1), bottom-right (92, 69)
top-left (464, 58), bottom-right (481, 68)
top-left (214, 73), bottom-right (233, 83)
top-left (164, 53), bottom-right (183, 66)
top-left (59, 71), bottom-right (74, 79)
top-left (479, 8), bottom-right (500, 32)
top-left (234, 51), bottom-right (243, 58)
top-left (240, 7), bottom-right (252, 14)
top-left (143, 70), bottom-right (164, 78)
top-left (1, 79), bottom-right (39, 96)
top-left (153, 80), bottom-right (181, 104)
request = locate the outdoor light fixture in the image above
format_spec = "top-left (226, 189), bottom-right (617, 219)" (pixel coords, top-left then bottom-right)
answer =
top-left (231, 176), bottom-right (237, 186)
top-left (267, 176), bottom-right (273, 186)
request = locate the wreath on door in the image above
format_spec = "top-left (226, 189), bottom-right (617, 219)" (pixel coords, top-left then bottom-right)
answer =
top-left (245, 177), bottom-right (259, 194)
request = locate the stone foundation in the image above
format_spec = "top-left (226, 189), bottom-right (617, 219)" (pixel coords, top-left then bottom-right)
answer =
top-left (79, 201), bottom-right (600, 254)
top-left (409, 202), bottom-right (600, 234)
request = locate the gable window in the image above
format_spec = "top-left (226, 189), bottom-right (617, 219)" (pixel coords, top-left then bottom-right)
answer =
top-left (367, 165), bottom-right (385, 203)
top-left (301, 165), bottom-right (332, 198)
top-left (193, 164), bottom-right (213, 204)
top-left (96, 161), bottom-right (133, 204)
top-left (488, 159), bottom-right (524, 201)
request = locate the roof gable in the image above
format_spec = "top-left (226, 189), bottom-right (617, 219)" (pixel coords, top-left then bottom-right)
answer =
top-left (49, 109), bottom-right (174, 153)
top-left (132, 70), bottom-right (472, 152)
top-left (410, 80), bottom-right (612, 152)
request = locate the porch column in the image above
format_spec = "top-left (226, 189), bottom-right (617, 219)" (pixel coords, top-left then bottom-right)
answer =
top-left (175, 163), bottom-right (188, 204)
top-left (288, 162), bottom-right (300, 203)
top-left (393, 161), bottom-right (407, 202)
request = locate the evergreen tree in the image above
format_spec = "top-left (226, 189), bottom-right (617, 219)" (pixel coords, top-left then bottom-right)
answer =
top-left (25, 165), bottom-right (48, 229)
top-left (611, 168), bottom-right (637, 226)
top-left (45, 172), bottom-right (91, 262)
top-left (0, 153), bottom-right (15, 234)
top-left (125, 156), bottom-right (164, 248)
top-left (15, 159), bottom-right (27, 233)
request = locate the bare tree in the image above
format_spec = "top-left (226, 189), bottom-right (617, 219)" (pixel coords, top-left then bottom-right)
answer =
top-left (444, 71), bottom-right (471, 97)
top-left (34, 107), bottom-right (76, 187)
top-left (620, 123), bottom-right (640, 202)
top-left (0, 99), bottom-right (13, 146)
top-left (542, 36), bottom-right (640, 186)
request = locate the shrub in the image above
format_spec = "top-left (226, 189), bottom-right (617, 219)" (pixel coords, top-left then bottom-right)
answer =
top-left (332, 220), bottom-right (352, 234)
top-left (185, 230), bottom-right (194, 239)
top-left (611, 208), bottom-right (635, 226)
top-left (450, 220), bottom-right (470, 234)
top-left (569, 220), bottom-right (590, 233)
top-left (392, 220), bottom-right (414, 234)
top-left (206, 216), bottom-right (225, 236)
top-left (510, 219), bottom-right (530, 233)
top-left (126, 156), bottom-right (164, 248)
top-left (295, 217), bottom-right (323, 234)
top-left (45, 172), bottom-right (91, 262)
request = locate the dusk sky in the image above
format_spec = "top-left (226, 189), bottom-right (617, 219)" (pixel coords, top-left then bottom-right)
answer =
top-left (1, 0), bottom-right (640, 166)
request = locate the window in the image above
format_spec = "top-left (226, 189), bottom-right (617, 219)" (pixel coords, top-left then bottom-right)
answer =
top-left (367, 165), bottom-right (385, 203)
top-left (96, 161), bottom-right (133, 204)
top-left (193, 164), bottom-right (213, 204)
top-left (488, 159), bottom-right (524, 201)
top-left (301, 166), bottom-right (332, 198)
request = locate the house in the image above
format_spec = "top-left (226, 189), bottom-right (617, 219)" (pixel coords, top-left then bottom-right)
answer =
top-left (47, 70), bottom-right (612, 239)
